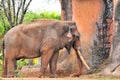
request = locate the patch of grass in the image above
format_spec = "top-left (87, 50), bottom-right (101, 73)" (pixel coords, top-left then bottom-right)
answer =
top-left (17, 59), bottom-right (28, 69)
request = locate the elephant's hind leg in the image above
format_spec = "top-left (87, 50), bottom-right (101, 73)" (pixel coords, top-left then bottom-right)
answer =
top-left (2, 57), bottom-right (7, 77)
top-left (7, 57), bottom-right (16, 78)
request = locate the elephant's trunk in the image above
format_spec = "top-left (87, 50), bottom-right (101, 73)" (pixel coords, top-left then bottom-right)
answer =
top-left (65, 43), bottom-right (72, 54)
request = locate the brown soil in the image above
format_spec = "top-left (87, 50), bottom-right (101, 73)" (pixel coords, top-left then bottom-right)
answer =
top-left (1, 74), bottom-right (120, 80)
top-left (1, 71), bottom-right (120, 80)
top-left (17, 66), bottom-right (120, 79)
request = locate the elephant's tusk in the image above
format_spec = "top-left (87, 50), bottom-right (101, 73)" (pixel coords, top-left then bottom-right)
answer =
top-left (77, 50), bottom-right (90, 70)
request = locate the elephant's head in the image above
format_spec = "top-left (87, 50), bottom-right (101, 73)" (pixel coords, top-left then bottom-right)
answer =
top-left (64, 21), bottom-right (82, 54)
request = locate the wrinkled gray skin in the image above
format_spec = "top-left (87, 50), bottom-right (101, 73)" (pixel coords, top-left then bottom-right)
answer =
top-left (2, 19), bottom-right (82, 78)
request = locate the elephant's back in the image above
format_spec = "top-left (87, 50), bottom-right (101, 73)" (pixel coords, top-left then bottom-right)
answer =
top-left (4, 24), bottom-right (22, 38)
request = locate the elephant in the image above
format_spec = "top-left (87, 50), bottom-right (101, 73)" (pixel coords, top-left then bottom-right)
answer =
top-left (1, 19), bottom-right (83, 78)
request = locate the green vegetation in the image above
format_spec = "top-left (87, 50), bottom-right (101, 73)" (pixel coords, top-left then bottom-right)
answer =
top-left (17, 59), bottom-right (28, 69)
top-left (0, 18), bottom-right (10, 35)
top-left (24, 11), bottom-right (61, 23)
top-left (0, 11), bottom-right (61, 35)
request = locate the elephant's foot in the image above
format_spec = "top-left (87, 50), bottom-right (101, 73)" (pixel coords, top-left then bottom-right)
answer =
top-left (2, 72), bottom-right (7, 78)
top-left (49, 74), bottom-right (58, 78)
top-left (70, 72), bottom-right (82, 77)
top-left (2, 74), bottom-right (7, 78)
top-left (7, 74), bottom-right (15, 78)
top-left (38, 73), bottom-right (44, 78)
top-left (38, 74), bottom-right (42, 78)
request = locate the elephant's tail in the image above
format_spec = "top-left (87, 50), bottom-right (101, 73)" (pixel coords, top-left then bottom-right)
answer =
top-left (1, 40), bottom-right (7, 77)
top-left (2, 40), bottom-right (4, 60)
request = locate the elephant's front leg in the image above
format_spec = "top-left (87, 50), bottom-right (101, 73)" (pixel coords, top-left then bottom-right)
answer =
top-left (71, 50), bottom-right (83, 77)
top-left (49, 51), bottom-right (59, 78)
top-left (39, 49), bottom-right (54, 77)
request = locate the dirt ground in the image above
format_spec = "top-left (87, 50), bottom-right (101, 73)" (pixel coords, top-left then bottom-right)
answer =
top-left (1, 74), bottom-right (120, 80)
top-left (0, 66), bottom-right (120, 80)
top-left (17, 67), bottom-right (120, 80)
top-left (19, 70), bottom-right (118, 79)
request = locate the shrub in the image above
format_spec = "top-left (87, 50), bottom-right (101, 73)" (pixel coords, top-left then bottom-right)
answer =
top-left (0, 11), bottom-right (61, 35)
top-left (23, 11), bottom-right (61, 23)
top-left (0, 19), bottom-right (10, 35)
top-left (17, 59), bottom-right (28, 69)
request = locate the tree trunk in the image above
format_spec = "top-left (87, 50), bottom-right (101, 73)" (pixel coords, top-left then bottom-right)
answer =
top-left (101, 0), bottom-right (120, 77)
top-left (0, 0), bottom-right (32, 33)
top-left (59, 0), bottom-right (72, 21)
top-left (91, 0), bottom-right (113, 72)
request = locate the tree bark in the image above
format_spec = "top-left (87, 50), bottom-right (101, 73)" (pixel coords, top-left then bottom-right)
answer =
top-left (101, 0), bottom-right (120, 77)
top-left (59, 0), bottom-right (72, 21)
top-left (91, 0), bottom-right (113, 71)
